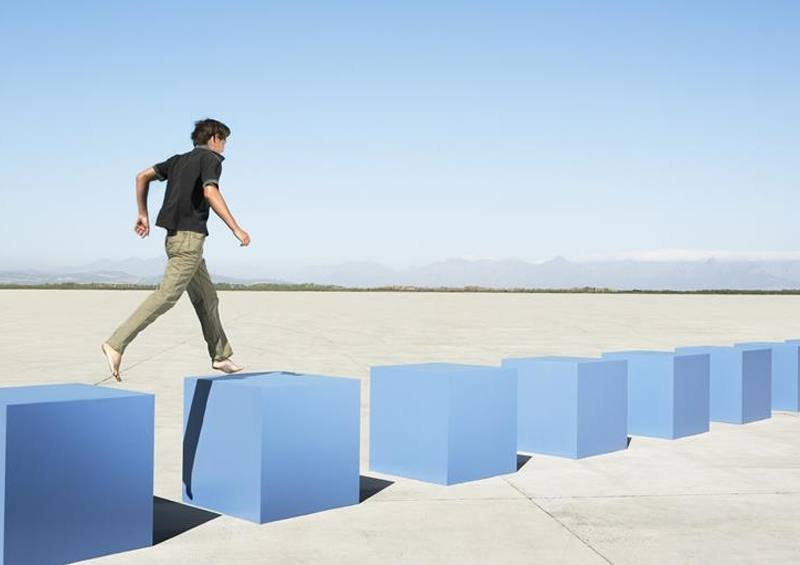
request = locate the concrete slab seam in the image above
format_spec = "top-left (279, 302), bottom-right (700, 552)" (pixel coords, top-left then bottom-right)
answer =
top-left (501, 476), bottom-right (615, 565)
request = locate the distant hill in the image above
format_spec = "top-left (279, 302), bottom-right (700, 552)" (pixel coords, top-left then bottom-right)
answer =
top-left (269, 257), bottom-right (800, 290)
top-left (0, 260), bottom-right (288, 286)
top-left (3, 256), bottom-right (800, 290)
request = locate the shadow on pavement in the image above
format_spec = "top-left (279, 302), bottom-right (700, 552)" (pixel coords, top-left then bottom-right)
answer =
top-left (153, 496), bottom-right (220, 545)
top-left (516, 454), bottom-right (532, 471)
top-left (359, 475), bottom-right (394, 503)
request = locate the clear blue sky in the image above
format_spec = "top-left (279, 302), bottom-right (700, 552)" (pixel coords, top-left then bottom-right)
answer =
top-left (1, 1), bottom-right (797, 271)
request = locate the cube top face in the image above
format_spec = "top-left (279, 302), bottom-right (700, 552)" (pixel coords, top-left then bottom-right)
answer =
top-left (503, 357), bottom-right (626, 390)
top-left (734, 341), bottom-right (789, 350)
top-left (675, 346), bottom-right (740, 362)
top-left (674, 353), bottom-right (711, 364)
top-left (503, 356), bottom-right (600, 365)
top-left (685, 347), bottom-right (771, 372)
top-left (0, 383), bottom-right (151, 407)
top-left (503, 357), bottom-right (621, 376)
top-left (603, 351), bottom-right (675, 375)
top-left (605, 351), bottom-right (708, 364)
top-left (609, 350), bottom-right (708, 371)
top-left (188, 372), bottom-right (358, 392)
top-left (785, 339), bottom-right (800, 344)
top-left (371, 362), bottom-right (504, 379)
top-left (675, 345), bottom-right (731, 352)
top-left (603, 350), bottom-right (673, 359)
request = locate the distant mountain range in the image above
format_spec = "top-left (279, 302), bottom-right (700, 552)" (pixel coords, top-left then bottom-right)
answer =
top-left (4, 256), bottom-right (800, 290)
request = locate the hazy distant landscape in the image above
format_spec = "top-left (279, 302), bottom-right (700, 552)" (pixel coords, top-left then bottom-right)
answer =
top-left (4, 255), bottom-right (800, 291)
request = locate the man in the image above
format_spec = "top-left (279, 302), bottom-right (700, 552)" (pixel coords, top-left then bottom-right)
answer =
top-left (101, 118), bottom-right (250, 381)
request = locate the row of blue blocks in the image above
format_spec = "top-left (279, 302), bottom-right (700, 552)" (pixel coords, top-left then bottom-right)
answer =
top-left (2, 339), bottom-right (799, 562)
top-left (371, 341), bottom-right (797, 482)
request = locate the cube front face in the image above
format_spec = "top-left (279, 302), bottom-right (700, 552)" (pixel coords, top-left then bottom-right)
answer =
top-left (369, 367), bottom-right (450, 484)
top-left (602, 352), bottom-right (673, 439)
top-left (261, 376), bottom-right (360, 522)
top-left (446, 368), bottom-right (517, 484)
top-left (504, 359), bottom-right (578, 457)
top-left (737, 343), bottom-right (800, 411)
top-left (771, 346), bottom-right (800, 411)
top-left (504, 357), bottom-right (627, 459)
top-left (370, 364), bottom-right (517, 485)
top-left (184, 373), bottom-right (361, 524)
top-left (1, 385), bottom-right (154, 565)
top-left (183, 376), bottom-right (264, 523)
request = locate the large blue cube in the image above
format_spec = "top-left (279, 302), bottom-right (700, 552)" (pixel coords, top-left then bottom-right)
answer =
top-left (674, 346), bottom-right (771, 424)
top-left (601, 351), bottom-right (710, 439)
top-left (183, 372), bottom-right (360, 524)
top-left (500, 357), bottom-right (627, 459)
top-left (735, 342), bottom-right (800, 412)
top-left (0, 383), bottom-right (153, 565)
top-left (369, 363), bottom-right (517, 485)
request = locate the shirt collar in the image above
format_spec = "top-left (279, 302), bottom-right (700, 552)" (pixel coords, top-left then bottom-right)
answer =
top-left (195, 144), bottom-right (225, 161)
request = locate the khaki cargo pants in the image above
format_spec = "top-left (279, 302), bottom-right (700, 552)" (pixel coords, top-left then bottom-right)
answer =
top-left (106, 229), bottom-right (233, 362)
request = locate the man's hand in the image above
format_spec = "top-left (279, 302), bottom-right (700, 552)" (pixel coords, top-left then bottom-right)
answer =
top-left (134, 167), bottom-right (157, 238)
top-left (234, 227), bottom-right (251, 246)
top-left (135, 214), bottom-right (150, 238)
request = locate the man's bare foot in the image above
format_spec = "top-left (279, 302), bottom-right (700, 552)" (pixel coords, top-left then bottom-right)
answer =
top-left (212, 358), bottom-right (244, 374)
top-left (101, 342), bottom-right (122, 382)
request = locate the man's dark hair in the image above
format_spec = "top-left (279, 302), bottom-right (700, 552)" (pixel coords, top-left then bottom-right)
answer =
top-left (191, 118), bottom-right (231, 146)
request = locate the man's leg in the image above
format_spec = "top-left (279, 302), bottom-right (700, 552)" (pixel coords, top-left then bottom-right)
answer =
top-left (103, 231), bottom-right (205, 378)
top-left (186, 256), bottom-right (234, 363)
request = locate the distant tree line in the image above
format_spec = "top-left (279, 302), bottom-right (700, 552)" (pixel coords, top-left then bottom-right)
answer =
top-left (1, 282), bottom-right (800, 295)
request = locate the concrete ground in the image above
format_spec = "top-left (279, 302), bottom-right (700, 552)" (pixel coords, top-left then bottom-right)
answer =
top-left (1, 290), bottom-right (799, 564)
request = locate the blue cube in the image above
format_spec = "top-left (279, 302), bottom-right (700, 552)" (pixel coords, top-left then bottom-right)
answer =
top-left (369, 363), bottom-right (517, 485)
top-left (183, 372), bottom-right (360, 524)
top-left (674, 346), bottom-right (771, 424)
top-left (735, 342), bottom-right (800, 412)
top-left (601, 351), bottom-right (710, 439)
top-left (0, 383), bottom-right (153, 565)
top-left (500, 357), bottom-right (627, 459)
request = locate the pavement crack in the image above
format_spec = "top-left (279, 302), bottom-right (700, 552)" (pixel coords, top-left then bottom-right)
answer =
top-left (370, 496), bottom-right (525, 503)
top-left (502, 477), bottom-right (615, 565)
top-left (533, 490), bottom-right (800, 500)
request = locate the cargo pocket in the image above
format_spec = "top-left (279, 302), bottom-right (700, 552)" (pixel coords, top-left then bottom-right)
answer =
top-left (166, 232), bottom-right (189, 257)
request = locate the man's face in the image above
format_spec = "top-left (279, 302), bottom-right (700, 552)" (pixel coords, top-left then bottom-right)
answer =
top-left (208, 135), bottom-right (227, 153)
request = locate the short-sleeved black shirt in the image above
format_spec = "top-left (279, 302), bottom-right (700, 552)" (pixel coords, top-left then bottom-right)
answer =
top-left (152, 145), bottom-right (225, 236)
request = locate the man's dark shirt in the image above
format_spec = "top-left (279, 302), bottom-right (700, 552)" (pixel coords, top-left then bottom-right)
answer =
top-left (152, 145), bottom-right (225, 236)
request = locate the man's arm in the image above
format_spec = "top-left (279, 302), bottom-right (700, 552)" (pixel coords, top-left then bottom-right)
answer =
top-left (136, 167), bottom-right (159, 216)
top-left (134, 167), bottom-right (160, 237)
top-left (204, 184), bottom-right (251, 246)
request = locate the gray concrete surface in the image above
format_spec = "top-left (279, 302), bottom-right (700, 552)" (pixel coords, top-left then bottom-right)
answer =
top-left (1, 290), bottom-right (799, 564)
